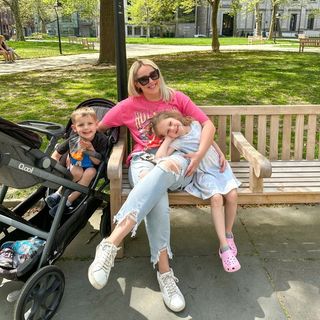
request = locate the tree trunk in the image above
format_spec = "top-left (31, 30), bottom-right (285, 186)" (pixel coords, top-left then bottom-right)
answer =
top-left (4, 0), bottom-right (25, 41)
top-left (233, 12), bottom-right (237, 37)
top-left (268, 2), bottom-right (278, 41)
top-left (209, 0), bottom-right (220, 53)
top-left (98, 0), bottom-right (116, 64)
top-left (255, 3), bottom-right (262, 36)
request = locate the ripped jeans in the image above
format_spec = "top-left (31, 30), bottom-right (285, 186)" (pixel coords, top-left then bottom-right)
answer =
top-left (113, 151), bottom-right (192, 266)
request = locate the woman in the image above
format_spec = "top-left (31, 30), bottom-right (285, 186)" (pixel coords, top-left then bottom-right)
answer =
top-left (88, 59), bottom-right (215, 312)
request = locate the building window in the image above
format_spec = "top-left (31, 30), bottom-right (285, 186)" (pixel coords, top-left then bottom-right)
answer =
top-left (307, 14), bottom-right (314, 30)
top-left (127, 25), bottom-right (132, 35)
top-left (134, 26), bottom-right (141, 36)
top-left (290, 14), bottom-right (297, 31)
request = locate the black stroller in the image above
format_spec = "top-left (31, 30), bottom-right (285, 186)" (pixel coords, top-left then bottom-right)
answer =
top-left (0, 98), bottom-right (119, 319)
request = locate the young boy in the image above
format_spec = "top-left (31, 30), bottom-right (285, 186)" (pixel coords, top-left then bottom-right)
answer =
top-left (46, 107), bottom-right (108, 216)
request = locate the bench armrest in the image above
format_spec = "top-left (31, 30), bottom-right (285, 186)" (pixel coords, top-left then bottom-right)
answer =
top-left (107, 127), bottom-right (126, 180)
top-left (107, 127), bottom-right (127, 241)
top-left (232, 131), bottom-right (272, 192)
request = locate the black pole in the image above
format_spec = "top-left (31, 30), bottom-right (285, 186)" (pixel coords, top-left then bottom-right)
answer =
top-left (114, 0), bottom-right (128, 101)
top-left (54, 7), bottom-right (62, 55)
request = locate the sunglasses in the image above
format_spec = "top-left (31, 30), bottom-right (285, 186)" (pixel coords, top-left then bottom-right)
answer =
top-left (136, 69), bottom-right (160, 86)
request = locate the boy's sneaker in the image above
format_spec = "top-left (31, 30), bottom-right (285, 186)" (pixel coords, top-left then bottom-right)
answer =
top-left (49, 203), bottom-right (74, 217)
top-left (88, 239), bottom-right (119, 290)
top-left (48, 204), bottom-right (59, 217)
top-left (45, 193), bottom-right (61, 209)
top-left (157, 268), bottom-right (185, 312)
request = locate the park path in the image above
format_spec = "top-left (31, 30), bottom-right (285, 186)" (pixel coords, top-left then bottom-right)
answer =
top-left (1, 43), bottom-right (318, 75)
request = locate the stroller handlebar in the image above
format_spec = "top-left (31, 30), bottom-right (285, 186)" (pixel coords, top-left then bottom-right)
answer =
top-left (18, 120), bottom-right (65, 139)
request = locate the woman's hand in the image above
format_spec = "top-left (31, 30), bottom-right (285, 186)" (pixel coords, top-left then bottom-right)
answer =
top-left (219, 153), bottom-right (227, 173)
top-left (184, 151), bottom-right (201, 176)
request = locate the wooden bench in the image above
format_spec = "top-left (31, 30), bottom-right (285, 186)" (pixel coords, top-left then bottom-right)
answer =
top-left (81, 38), bottom-right (95, 50)
top-left (108, 105), bottom-right (320, 256)
top-left (299, 38), bottom-right (320, 52)
top-left (248, 35), bottom-right (266, 45)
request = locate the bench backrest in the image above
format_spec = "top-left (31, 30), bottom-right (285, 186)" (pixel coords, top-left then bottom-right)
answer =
top-left (200, 105), bottom-right (320, 161)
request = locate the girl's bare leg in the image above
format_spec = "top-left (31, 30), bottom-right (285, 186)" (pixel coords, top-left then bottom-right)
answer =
top-left (210, 194), bottom-right (228, 248)
top-left (224, 189), bottom-right (238, 234)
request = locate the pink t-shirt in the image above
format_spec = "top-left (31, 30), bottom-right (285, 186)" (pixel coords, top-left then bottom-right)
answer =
top-left (100, 91), bottom-right (209, 162)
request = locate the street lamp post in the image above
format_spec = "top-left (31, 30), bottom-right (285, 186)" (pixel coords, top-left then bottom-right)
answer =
top-left (54, 1), bottom-right (63, 55)
top-left (114, 0), bottom-right (128, 101)
top-left (273, 12), bottom-right (281, 44)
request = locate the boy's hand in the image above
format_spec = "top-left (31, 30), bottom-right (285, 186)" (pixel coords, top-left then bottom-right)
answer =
top-left (80, 140), bottom-right (94, 151)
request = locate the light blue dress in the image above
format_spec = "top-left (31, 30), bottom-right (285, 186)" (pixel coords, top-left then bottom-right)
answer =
top-left (170, 121), bottom-right (241, 199)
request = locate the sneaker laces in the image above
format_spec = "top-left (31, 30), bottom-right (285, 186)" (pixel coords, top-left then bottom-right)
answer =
top-left (96, 242), bottom-right (118, 272)
top-left (161, 272), bottom-right (180, 298)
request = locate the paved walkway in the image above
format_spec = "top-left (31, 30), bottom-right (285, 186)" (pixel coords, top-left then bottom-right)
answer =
top-left (1, 43), bottom-right (319, 75)
top-left (1, 204), bottom-right (319, 319)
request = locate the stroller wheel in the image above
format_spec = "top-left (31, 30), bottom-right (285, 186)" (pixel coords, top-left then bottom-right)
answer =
top-left (14, 265), bottom-right (65, 320)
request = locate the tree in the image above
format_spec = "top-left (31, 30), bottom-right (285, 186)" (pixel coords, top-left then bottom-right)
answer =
top-left (128, 0), bottom-right (179, 37)
top-left (1, 0), bottom-right (25, 40)
top-left (207, 0), bottom-right (220, 52)
top-left (98, 0), bottom-right (115, 64)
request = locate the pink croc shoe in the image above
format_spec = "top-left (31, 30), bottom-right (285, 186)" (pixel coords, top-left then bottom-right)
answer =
top-left (226, 237), bottom-right (238, 256)
top-left (219, 249), bottom-right (241, 273)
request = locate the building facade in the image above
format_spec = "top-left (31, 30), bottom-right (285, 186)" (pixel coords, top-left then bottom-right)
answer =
top-left (124, 0), bottom-right (320, 38)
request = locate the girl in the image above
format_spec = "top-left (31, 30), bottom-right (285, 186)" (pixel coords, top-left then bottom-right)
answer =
top-left (150, 110), bottom-right (241, 273)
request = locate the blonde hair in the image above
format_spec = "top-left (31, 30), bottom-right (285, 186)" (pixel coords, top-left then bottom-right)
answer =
top-left (71, 106), bottom-right (97, 124)
top-left (0, 35), bottom-right (4, 42)
top-left (150, 111), bottom-right (193, 137)
top-left (127, 59), bottom-right (174, 102)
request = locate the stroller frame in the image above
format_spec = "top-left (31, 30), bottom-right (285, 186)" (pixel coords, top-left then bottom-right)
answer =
top-left (0, 98), bottom-right (118, 320)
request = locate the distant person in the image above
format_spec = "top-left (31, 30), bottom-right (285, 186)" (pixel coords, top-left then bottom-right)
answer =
top-left (0, 34), bottom-right (16, 63)
top-left (45, 107), bottom-right (108, 216)
top-left (150, 110), bottom-right (241, 273)
top-left (0, 35), bottom-right (10, 63)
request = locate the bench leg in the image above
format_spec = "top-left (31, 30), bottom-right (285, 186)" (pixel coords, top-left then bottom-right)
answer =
top-left (249, 167), bottom-right (263, 192)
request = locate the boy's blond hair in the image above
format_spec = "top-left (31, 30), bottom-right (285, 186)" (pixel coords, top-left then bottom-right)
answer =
top-left (71, 107), bottom-right (97, 124)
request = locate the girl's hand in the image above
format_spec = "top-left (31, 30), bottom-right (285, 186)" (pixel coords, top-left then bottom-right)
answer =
top-left (219, 153), bottom-right (227, 173)
top-left (184, 151), bottom-right (201, 177)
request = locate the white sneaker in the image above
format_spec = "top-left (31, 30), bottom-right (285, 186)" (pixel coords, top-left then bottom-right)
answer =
top-left (88, 239), bottom-right (119, 290)
top-left (157, 268), bottom-right (186, 312)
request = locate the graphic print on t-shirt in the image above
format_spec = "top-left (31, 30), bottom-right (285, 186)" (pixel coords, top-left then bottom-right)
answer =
top-left (135, 106), bottom-right (179, 150)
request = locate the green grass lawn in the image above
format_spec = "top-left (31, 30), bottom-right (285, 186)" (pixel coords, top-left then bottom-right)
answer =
top-left (7, 37), bottom-right (298, 60)
top-left (7, 40), bottom-right (96, 59)
top-left (0, 51), bottom-right (319, 127)
top-left (125, 37), bottom-right (296, 46)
